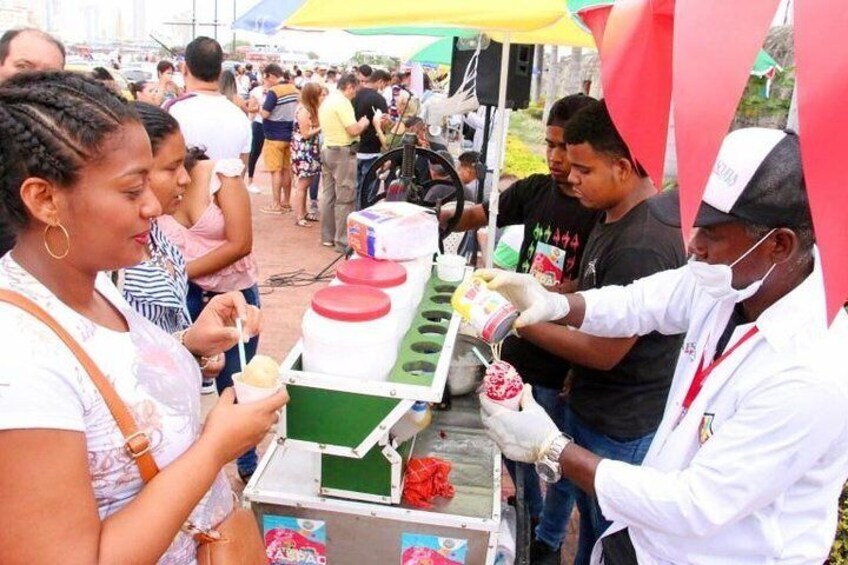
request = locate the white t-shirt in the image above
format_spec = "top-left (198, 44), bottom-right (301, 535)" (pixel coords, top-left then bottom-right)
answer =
top-left (249, 85), bottom-right (266, 124)
top-left (168, 92), bottom-right (252, 160)
top-left (0, 254), bottom-right (233, 564)
top-left (236, 73), bottom-right (251, 98)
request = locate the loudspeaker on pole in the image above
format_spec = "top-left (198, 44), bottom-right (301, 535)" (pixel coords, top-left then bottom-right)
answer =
top-left (449, 37), bottom-right (535, 110)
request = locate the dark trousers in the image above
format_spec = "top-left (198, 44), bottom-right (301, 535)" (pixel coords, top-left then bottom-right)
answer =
top-left (356, 156), bottom-right (379, 210)
top-left (309, 174), bottom-right (320, 201)
top-left (248, 121), bottom-right (265, 180)
top-left (601, 529), bottom-right (638, 564)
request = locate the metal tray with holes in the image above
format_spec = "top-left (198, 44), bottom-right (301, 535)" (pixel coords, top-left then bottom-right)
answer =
top-left (276, 267), bottom-right (468, 458)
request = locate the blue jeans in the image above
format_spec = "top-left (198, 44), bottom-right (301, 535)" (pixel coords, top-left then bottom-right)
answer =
top-left (356, 156), bottom-right (379, 209)
top-left (542, 406), bottom-right (655, 564)
top-left (504, 386), bottom-right (575, 526)
top-left (309, 174), bottom-right (320, 201)
top-left (187, 282), bottom-right (261, 475)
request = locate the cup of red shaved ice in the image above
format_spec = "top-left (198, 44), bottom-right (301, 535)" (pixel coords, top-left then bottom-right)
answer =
top-left (483, 360), bottom-right (524, 411)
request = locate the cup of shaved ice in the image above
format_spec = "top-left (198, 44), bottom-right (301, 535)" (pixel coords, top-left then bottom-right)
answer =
top-left (233, 355), bottom-right (282, 403)
top-left (483, 360), bottom-right (524, 411)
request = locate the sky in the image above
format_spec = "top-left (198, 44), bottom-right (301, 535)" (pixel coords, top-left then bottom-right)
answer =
top-left (83, 0), bottom-right (431, 61)
top-left (46, 0), bottom-right (795, 63)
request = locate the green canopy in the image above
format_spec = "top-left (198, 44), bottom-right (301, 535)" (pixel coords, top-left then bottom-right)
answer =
top-left (567, 0), bottom-right (614, 15)
top-left (409, 37), bottom-right (455, 65)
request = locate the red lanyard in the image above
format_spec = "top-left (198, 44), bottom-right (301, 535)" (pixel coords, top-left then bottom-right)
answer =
top-left (681, 325), bottom-right (760, 413)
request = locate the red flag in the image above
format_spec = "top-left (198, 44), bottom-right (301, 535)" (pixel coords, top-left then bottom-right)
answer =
top-left (598, 0), bottom-right (673, 190)
top-left (795, 0), bottom-right (848, 320)
top-left (672, 0), bottom-right (779, 242)
top-left (577, 5), bottom-right (612, 49)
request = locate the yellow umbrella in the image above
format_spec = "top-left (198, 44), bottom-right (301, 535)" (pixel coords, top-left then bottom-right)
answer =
top-left (286, 0), bottom-right (568, 32)
top-left (488, 16), bottom-right (595, 48)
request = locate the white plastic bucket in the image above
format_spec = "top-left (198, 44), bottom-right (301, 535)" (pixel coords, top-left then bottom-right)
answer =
top-left (331, 257), bottom-right (417, 336)
top-left (302, 285), bottom-right (398, 381)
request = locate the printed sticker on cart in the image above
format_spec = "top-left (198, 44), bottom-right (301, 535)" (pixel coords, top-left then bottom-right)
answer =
top-left (263, 515), bottom-right (327, 565)
top-left (401, 533), bottom-right (468, 565)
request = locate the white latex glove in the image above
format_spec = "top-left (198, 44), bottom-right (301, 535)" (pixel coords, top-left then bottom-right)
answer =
top-left (475, 269), bottom-right (571, 327)
top-left (480, 385), bottom-right (562, 464)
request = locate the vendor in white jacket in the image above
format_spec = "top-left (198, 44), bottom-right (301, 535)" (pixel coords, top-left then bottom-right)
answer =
top-left (478, 128), bottom-right (848, 564)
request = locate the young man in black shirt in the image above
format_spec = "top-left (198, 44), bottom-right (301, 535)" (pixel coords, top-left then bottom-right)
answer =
top-left (352, 69), bottom-right (390, 206)
top-left (515, 99), bottom-right (685, 564)
top-left (439, 94), bottom-right (601, 560)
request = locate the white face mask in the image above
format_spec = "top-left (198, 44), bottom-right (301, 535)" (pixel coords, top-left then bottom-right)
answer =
top-left (688, 228), bottom-right (777, 302)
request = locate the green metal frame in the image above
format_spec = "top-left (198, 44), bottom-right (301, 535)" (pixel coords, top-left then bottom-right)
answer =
top-left (321, 440), bottom-right (415, 499)
top-left (282, 272), bottom-right (461, 452)
top-left (387, 277), bottom-right (460, 386)
top-left (286, 387), bottom-right (402, 449)
top-left (275, 268), bottom-right (469, 504)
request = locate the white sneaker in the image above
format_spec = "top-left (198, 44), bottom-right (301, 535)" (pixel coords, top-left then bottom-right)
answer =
top-left (247, 184), bottom-right (262, 194)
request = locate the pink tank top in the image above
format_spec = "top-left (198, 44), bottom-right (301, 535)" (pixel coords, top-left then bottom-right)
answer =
top-left (158, 159), bottom-right (259, 293)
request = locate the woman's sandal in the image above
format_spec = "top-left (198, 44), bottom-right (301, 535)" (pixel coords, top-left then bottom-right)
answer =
top-left (295, 218), bottom-right (311, 227)
top-left (304, 212), bottom-right (319, 222)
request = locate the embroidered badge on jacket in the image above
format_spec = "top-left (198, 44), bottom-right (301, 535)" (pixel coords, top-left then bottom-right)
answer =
top-left (699, 413), bottom-right (715, 445)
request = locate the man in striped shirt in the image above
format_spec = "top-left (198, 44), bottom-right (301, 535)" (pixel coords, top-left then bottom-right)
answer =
top-left (260, 65), bottom-right (298, 214)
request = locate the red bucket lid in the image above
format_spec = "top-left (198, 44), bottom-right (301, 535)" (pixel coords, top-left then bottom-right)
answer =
top-left (336, 257), bottom-right (407, 288)
top-left (311, 285), bottom-right (392, 322)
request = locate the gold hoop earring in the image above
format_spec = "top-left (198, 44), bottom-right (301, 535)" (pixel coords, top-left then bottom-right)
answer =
top-left (43, 223), bottom-right (70, 260)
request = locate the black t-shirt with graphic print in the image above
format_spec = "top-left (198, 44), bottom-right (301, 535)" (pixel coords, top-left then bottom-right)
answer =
top-left (482, 173), bottom-right (601, 390)
top-left (570, 200), bottom-right (686, 440)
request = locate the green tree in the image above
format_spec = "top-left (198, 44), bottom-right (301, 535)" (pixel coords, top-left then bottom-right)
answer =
top-left (733, 67), bottom-right (795, 129)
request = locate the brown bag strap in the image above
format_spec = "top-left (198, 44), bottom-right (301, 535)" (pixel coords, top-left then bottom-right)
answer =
top-left (0, 289), bottom-right (160, 482)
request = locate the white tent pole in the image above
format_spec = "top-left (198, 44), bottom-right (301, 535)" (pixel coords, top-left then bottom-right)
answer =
top-left (484, 32), bottom-right (511, 268)
top-left (786, 80), bottom-right (799, 131)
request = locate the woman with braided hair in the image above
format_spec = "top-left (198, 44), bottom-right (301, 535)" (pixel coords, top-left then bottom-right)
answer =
top-left (0, 71), bottom-right (287, 564)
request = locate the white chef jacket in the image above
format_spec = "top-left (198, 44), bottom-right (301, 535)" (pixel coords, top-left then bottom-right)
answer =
top-left (577, 255), bottom-right (848, 564)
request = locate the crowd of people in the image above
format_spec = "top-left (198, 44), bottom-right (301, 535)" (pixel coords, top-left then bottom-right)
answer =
top-left (124, 45), bottom-right (462, 254)
top-left (0, 25), bottom-right (846, 565)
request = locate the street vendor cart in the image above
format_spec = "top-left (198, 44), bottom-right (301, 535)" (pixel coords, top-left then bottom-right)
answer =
top-left (244, 268), bottom-right (504, 565)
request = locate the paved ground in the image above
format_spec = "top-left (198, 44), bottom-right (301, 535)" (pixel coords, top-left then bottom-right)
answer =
top-left (205, 169), bottom-right (578, 563)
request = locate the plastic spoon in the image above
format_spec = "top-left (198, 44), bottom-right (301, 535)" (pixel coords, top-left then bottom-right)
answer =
top-left (235, 318), bottom-right (247, 372)
top-left (471, 346), bottom-right (491, 368)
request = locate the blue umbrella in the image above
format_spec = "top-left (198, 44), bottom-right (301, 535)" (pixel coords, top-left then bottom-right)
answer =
top-left (231, 0), bottom-right (304, 35)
